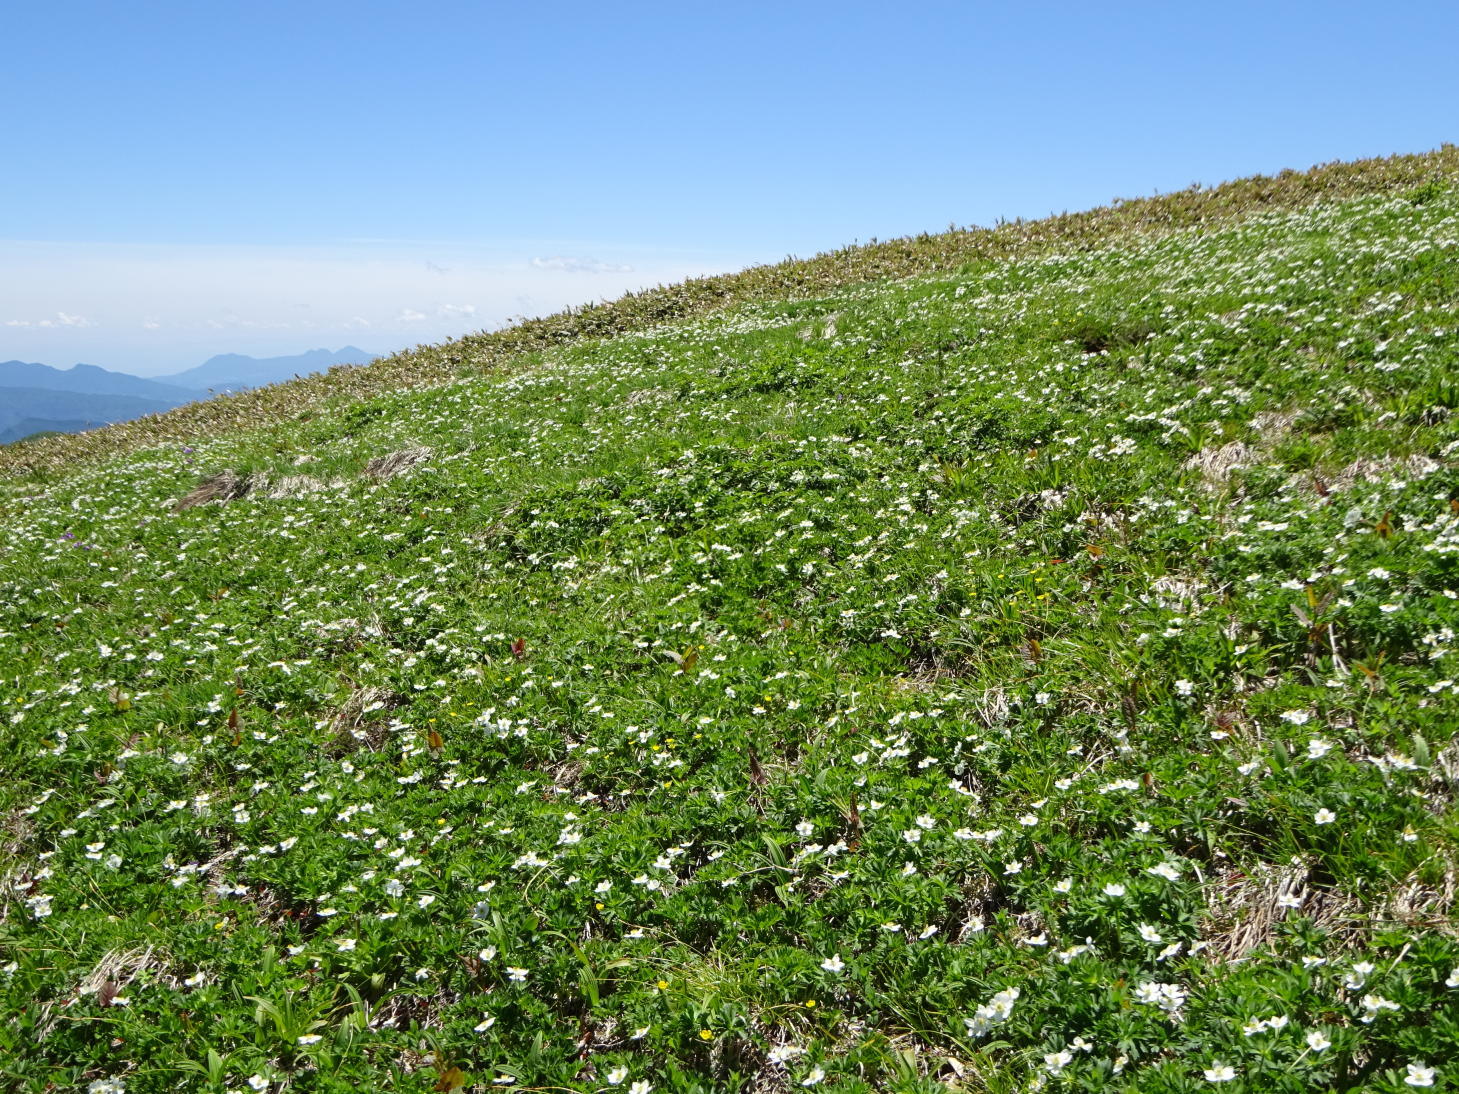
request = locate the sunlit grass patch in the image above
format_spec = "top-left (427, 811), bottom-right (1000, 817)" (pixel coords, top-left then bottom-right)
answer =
top-left (2, 159), bottom-right (1459, 1092)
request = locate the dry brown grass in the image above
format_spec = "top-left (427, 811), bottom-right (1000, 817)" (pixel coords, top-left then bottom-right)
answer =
top-left (1203, 861), bottom-right (1367, 961)
top-left (173, 469), bottom-right (256, 509)
top-left (4, 146), bottom-right (1455, 482)
top-left (361, 445), bottom-right (432, 480)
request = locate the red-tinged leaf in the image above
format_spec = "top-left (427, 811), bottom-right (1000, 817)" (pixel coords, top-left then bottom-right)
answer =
top-left (748, 746), bottom-right (767, 786)
top-left (434, 1066), bottom-right (468, 1092)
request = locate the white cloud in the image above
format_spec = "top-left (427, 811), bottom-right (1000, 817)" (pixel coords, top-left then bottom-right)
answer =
top-left (37, 311), bottom-right (94, 328)
top-left (0, 239), bottom-right (748, 374)
top-left (530, 255), bottom-right (634, 274)
top-left (7, 311), bottom-right (94, 329)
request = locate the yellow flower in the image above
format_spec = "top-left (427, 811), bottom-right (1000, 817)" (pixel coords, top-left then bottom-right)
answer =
top-left (698, 1029), bottom-right (712, 1041)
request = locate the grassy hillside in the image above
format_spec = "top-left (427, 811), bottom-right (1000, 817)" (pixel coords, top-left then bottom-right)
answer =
top-left (3, 152), bottom-right (1459, 1094)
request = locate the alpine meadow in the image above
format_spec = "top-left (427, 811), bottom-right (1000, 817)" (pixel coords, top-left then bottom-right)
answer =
top-left (5, 148), bottom-right (1459, 1094)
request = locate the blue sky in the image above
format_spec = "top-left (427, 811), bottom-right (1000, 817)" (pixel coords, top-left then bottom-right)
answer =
top-left (3, 0), bottom-right (1455, 374)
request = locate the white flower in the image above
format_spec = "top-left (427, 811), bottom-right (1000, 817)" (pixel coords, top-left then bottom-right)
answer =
top-left (795, 820), bottom-right (814, 837)
top-left (1133, 981), bottom-right (1186, 1014)
top-left (1314, 808), bottom-right (1337, 825)
top-left (767, 1044), bottom-right (802, 1065)
top-left (1102, 882), bottom-right (1126, 897)
top-left (1053, 878), bottom-right (1073, 893)
top-left (799, 1068), bottom-right (825, 1087)
top-left (297, 1034), bottom-right (322, 1045)
top-left (1148, 862), bottom-right (1181, 881)
top-left (1204, 1062), bottom-right (1237, 1082)
top-left (1445, 966), bottom-right (1459, 988)
top-left (478, 946), bottom-right (497, 961)
top-left (1280, 709), bottom-right (1311, 725)
top-left (334, 938), bottom-right (356, 952)
top-left (1305, 1030), bottom-right (1331, 1052)
top-left (606, 1067), bottom-right (628, 1085)
top-left (505, 966), bottom-right (528, 982)
top-left (1138, 924), bottom-right (1163, 943)
top-left (474, 1015), bottom-right (496, 1032)
top-left (819, 954), bottom-right (845, 973)
top-left (247, 1077), bottom-right (269, 1092)
top-left (1359, 993), bottom-right (1400, 1021)
top-left (1044, 1050), bottom-right (1073, 1075)
top-left (964, 986), bottom-right (1019, 1036)
top-left (629, 1082), bottom-right (653, 1094)
top-left (1344, 961), bottom-right (1374, 989)
top-left (1306, 738), bottom-right (1332, 759)
top-left (1405, 1063), bottom-right (1437, 1088)
top-left (1174, 679), bottom-right (1194, 696)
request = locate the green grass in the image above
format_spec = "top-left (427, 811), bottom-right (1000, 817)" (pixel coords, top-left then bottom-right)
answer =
top-left (2, 153), bottom-right (1459, 1094)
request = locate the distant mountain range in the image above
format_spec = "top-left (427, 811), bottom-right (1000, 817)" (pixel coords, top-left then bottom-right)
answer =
top-left (156, 346), bottom-right (378, 392)
top-left (0, 347), bottom-right (377, 444)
